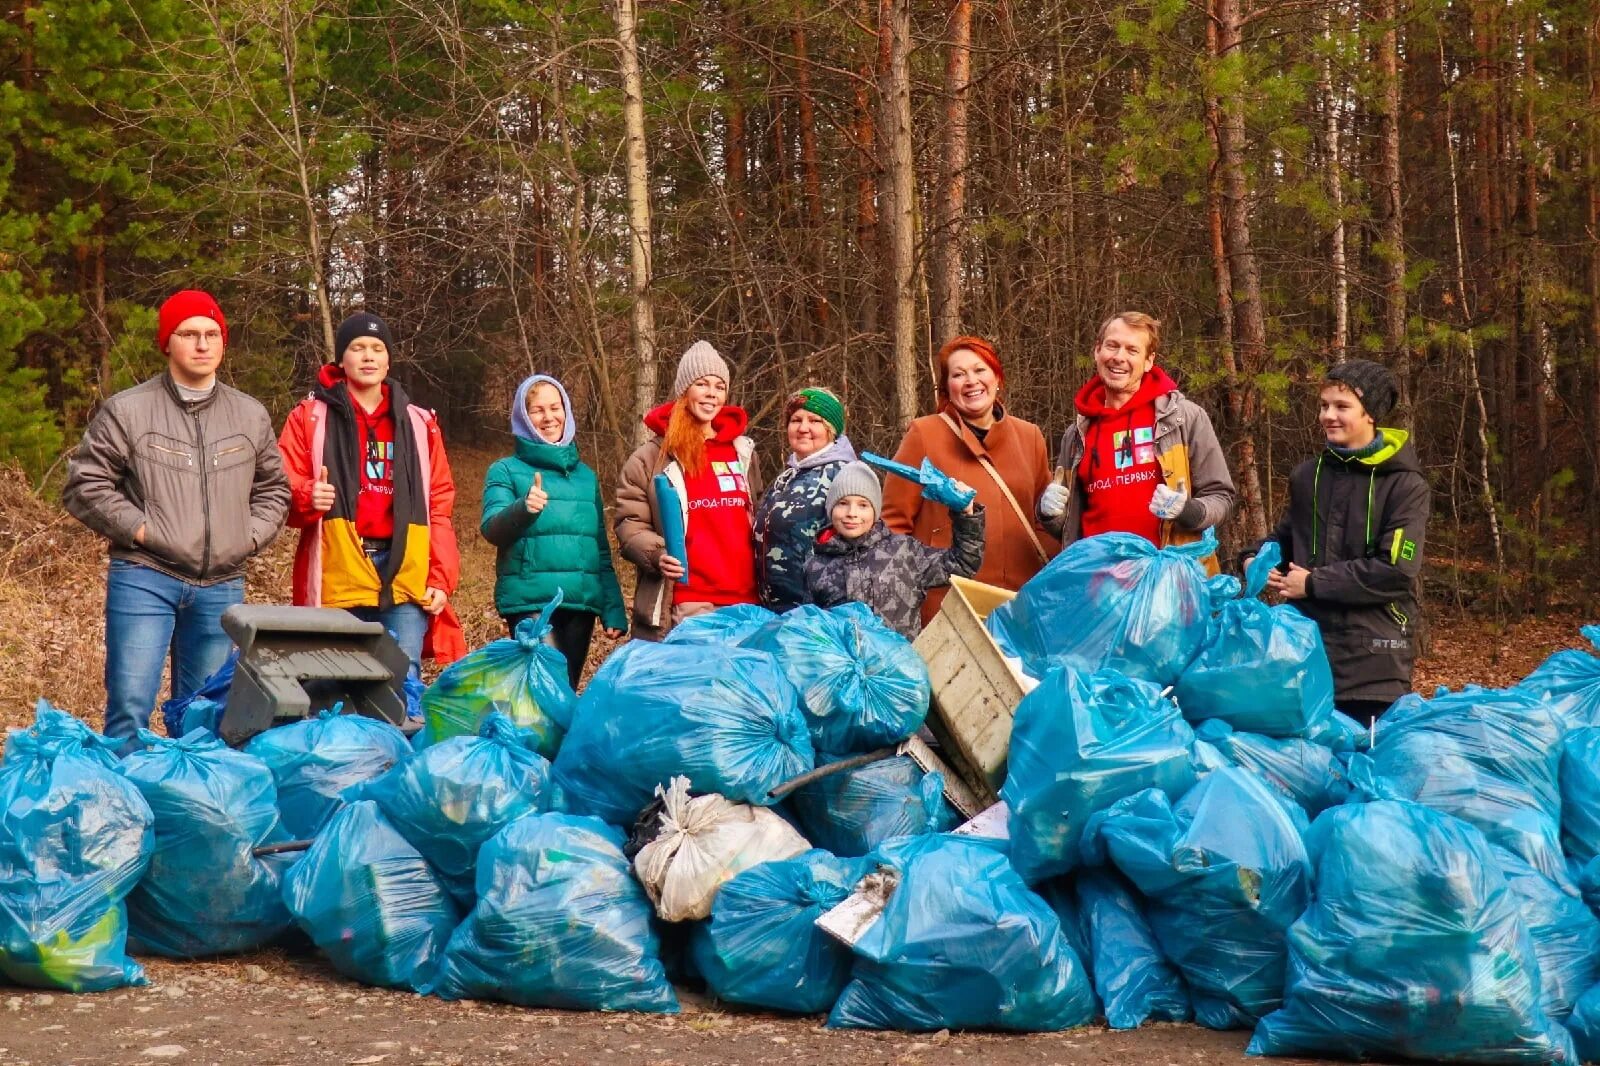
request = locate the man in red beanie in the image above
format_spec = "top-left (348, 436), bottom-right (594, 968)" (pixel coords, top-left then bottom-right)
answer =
top-left (64, 289), bottom-right (289, 748)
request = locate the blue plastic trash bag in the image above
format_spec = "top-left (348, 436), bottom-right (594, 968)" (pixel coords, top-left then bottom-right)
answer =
top-left (1085, 766), bottom-right (1311, 1030)
top-left (1348, 685), bottom-right (1571, 888)
top-left (1571, 982), bottom-right (1600, 1063)
top-left (987, 530), bottom-right (1220, 685)
top-left (1193, 720), bottom-right (1352, 816)
top-left (1074, 868), bottom-right (1191, 1030)
top-left (403, 675), bottom-right (425, 720)
top-left (421, 594), bottom-right (574, 757)
top-left (787, 754), bottom-right (957, 859)
top-left (158, 650), bottom-right (237, 738)
top-left (281, 799), bottom-right (461, 991)
top-left (353, 713), bottom-right (563, 908)
top-left (688, 848), bottom-right (866, 1014)
top-left (0, 725), bottom-right (154, 990)
top-left (428, 813), bottom-right (678, 1012)
top-left (119, 730), bottom-right (294, 958)
top-left (1302, 707), bottom-right (1371, 752)
top-left (861, 452), bottom-right (977, 512)
top-left (1034, 877), bottom-right (1093, 984)
top-left (1001, 665), bottom-right (1197, 883)
top-left (827, 833), bottom-right (1095, 1032)
top-left (245, 709), bottom-right (412, 839)
top-left (554, 641), bottom-right (813, 826)
top-left (1, 700), bottom-right (120, 769)
top-left (1561, 727), bottom-right (1600, 871)
top-left (1175, 544), bottom-right (1336, 738)
top-left (1492, 846), bottom-right (1600, 1020)
top-left (1520, 625), bottom-right (1600, 727)
top-left (661, 603), bottom-right (777, 645)
top-left (1247, 799), bottom-right (1576, 1064)
top-left (741, 603), bottom-right (930, 755)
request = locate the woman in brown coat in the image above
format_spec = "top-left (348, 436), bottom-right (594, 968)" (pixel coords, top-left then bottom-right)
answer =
top-left (614, 341), bottom-right (763, 640)
top-left (882, 335), bottom-right (1059, 625)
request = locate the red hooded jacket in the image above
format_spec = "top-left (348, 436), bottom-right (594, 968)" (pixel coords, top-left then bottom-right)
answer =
top-left (1073, 367), bottom-right (1180, 546)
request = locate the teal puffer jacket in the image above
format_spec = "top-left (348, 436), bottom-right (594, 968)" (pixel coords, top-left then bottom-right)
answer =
top-left (481, 437), bottom-right (628, 630)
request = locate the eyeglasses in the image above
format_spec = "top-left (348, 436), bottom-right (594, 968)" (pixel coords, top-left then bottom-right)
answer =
top-left (172, 329), bottom-right (223, 344)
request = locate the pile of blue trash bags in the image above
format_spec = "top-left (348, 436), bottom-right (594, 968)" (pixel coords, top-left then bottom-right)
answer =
top-left (5, 531), bottom-right (1600, 1066)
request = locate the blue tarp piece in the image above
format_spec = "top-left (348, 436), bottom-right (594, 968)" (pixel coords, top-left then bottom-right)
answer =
top-left (280, 799), bottom-right (461, 991)
top-left (741, 603), bottom-right (930, 755)
top-left (688, 848), bottom-right (866, 1014)
top-left (245, 708), bottom-right (411, 838)
top-left (553, 641), bottom-right (813, 826)
top-left (0, 719), bottom-right (153, 990)
top-left (827, 834), bottom-right (1096, 1032)
top-left (986, 530), bottom-right (1220, 686)
top-left (1085, 766), bottom-right (1311, 1030)
top-left (421, 593), bottom-right (575, 756)
top-left (427, 813), bottom-right (679, 1013)
top-left (1175, 543), bottom-right (1335, 738)
top-left (119, 730), bottom-right (293, 958)
top-left (1001, 665), bottom-right (1196, 883)
top-left (1248, 799), bottom-right (1576, 1064)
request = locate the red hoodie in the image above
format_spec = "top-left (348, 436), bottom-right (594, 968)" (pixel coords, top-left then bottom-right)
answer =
top-left (643, 401), bottom-right (758, 607)
top-left (318, 364), bottom-right (397, 539)
top-left (1074, 366), bottom-right (1179, 546)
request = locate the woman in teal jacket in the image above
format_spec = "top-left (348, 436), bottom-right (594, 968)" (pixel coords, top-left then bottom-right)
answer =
top-left (481, 373), bottom-right (627, 687)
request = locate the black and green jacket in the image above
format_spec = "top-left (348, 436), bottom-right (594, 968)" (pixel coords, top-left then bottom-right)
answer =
top-left (1261, 429), bottom-right (1430, 706)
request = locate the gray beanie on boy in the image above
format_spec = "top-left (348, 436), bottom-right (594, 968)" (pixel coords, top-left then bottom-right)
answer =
top-left (672, 340), bottom-right (732, 397)
top-left (825, 461), bottom-right (883, 517)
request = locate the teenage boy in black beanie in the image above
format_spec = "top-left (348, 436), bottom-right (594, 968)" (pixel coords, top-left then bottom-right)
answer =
top-left (1251, 360), bottom-right (1430, 728)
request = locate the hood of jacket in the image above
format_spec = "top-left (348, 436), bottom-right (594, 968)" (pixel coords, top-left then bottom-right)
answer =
top-left (789, 433), bottom-right (858, 472)
top-left (642, 399), bottom-right (750, 442)
top-left (1074, 365), bottom-right (1179, 420)
top-left (1325, 428), bottom-right (1421, 475)
top-left (511, 373), bottom-right (576, 446)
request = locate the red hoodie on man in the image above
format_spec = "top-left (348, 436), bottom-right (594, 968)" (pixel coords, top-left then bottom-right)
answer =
top-left (642, 401), bottom-right (758, 607)
top-left (1073, 366), bottom-right (1180, 546)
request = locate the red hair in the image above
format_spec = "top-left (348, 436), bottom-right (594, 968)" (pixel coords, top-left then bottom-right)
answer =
top-left (936, 335), bottom-right (1004, 411)
top-left (664, 396), bottom-right (708, 476)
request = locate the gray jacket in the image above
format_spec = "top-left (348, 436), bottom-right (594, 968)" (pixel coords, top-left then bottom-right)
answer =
top-left (64, 373), bottom-right (290, 584)
top-left (1042, 389), bottom-right (1235, 556)
top-left (804, 508), bottom-right (986, 639)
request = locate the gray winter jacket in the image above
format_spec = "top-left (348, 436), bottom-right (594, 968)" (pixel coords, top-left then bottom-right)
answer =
top-left (64, 373), bottom-right (289, 584)
top-left (804, 507), bottom-right (986, 639)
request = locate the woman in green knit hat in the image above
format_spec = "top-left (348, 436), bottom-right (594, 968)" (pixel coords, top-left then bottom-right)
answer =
top-left (480, 373), bottom-right (627, 687)
top-left (753, 386), bottom-right (857, 611)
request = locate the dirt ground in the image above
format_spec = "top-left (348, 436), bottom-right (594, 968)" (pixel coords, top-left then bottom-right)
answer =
top-left (0, 952), bottom-right (1344, 1066)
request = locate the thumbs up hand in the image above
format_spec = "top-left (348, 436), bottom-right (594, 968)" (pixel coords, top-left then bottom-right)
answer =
top-left (311, 465), bottom-right (336, 512)
top-left (525, 471), bottom-right (549, 515)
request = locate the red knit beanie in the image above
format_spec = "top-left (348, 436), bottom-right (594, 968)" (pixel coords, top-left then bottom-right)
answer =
top-left (156, 290), bottom-right (228, 352)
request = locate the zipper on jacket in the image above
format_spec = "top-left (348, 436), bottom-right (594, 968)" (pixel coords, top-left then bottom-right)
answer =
top-left (149, 441), bottom-right (194, 465)
top-left (192, 407), bottom-right (212, 578)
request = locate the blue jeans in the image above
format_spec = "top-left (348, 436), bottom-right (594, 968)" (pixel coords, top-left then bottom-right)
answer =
top-left (104, 559), bottom-right (243, 747)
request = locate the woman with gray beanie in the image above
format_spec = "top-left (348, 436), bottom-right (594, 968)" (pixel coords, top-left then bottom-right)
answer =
top-left (613, 341), bottom-right (763, 640)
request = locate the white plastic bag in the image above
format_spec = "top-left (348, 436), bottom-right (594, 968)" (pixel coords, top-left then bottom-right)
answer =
top-left (634, 776), bottom-right (810, 921)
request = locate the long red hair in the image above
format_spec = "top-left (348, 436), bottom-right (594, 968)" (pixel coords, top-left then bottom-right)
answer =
top-left (935, 335), bottom-right (1004, 411)
top-left (664, 396), bottom-right (709, 475)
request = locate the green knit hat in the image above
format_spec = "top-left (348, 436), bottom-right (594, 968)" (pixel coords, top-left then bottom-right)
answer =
top-left (786, 386), bottom-right (846, 438)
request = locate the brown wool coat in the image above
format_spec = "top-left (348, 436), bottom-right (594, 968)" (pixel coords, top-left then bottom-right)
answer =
top-left (881, 410), bottom-right (1059, 625)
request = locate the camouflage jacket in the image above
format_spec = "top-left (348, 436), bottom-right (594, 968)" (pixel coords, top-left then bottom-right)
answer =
top-left (754, 435), bottom-right (857, 611)
top-left (804, 507), bottom-right (986, 639)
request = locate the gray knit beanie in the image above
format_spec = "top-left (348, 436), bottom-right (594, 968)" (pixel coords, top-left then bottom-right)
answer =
top-left (825, 461), bottom-right (883, 518)
top-left (672, 340), bottom-right (732, 397)
top-left (1325, 359), bottom-right (1398, 422)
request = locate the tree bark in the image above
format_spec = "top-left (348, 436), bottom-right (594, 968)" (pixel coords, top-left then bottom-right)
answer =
top-left (854, 0), bottom-right (878, 336)
top-left (1521, 8), bottom-right (1547, 470)
top-left (616, 0), bottom-right (658, 438)
top-left (1377, 0), bottom-right (1407, 416)
top-left (1321, 6), bottom-right (1349, 361)
top-left (792, 25), bottom-right (828, 330)
top-left (1588, 11), bottom-right (1600, 562)
top-left (879, 0), bottom-right (919, 426)
top-left (1210, 0), bottom-right (1268, 545)
top-left (929, 0), bottom-right (971, 349)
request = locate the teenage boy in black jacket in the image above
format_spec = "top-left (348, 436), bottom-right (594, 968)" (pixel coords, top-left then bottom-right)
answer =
top-left (1254, 360), bottom-right (1430, 727)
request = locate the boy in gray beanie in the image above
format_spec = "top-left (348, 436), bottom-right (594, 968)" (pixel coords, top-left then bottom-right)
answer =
top-left (805, 461), bottom-right (986, 639)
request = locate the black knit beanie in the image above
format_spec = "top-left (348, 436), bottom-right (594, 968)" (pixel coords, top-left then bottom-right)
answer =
top-left (333, 312), bottom-right (395, 362)
top-left (1325, 359), bottom-right (1397, 422)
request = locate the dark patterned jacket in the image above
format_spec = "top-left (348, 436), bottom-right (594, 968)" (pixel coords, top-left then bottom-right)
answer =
top-left (754, 435), bottom-right (858, 611)
top-left (804, 507), bottom-right (986, 639)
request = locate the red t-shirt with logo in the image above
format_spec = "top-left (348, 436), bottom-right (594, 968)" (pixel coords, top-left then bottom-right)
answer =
top-left (1075, 369), bottom-right (1180, 546)
top-left (352, 386), bottom-right (396, 539)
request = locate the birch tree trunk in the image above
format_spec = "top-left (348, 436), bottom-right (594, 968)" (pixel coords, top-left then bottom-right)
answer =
top-left (616, 0), bottom-right (658, 439)
top-left (879, 0), bottom-right (919, 425)
top-left (930, 0), bottom-right (971, 349)
top-left (1321, 5), bottom-right (1349, 361)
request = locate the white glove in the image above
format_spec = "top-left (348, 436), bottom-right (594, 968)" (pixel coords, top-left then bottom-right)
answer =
top-left (1149, 484), bottom-right (1188, 520)
top-left (1039, 481), bottom-right (1070, 520)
